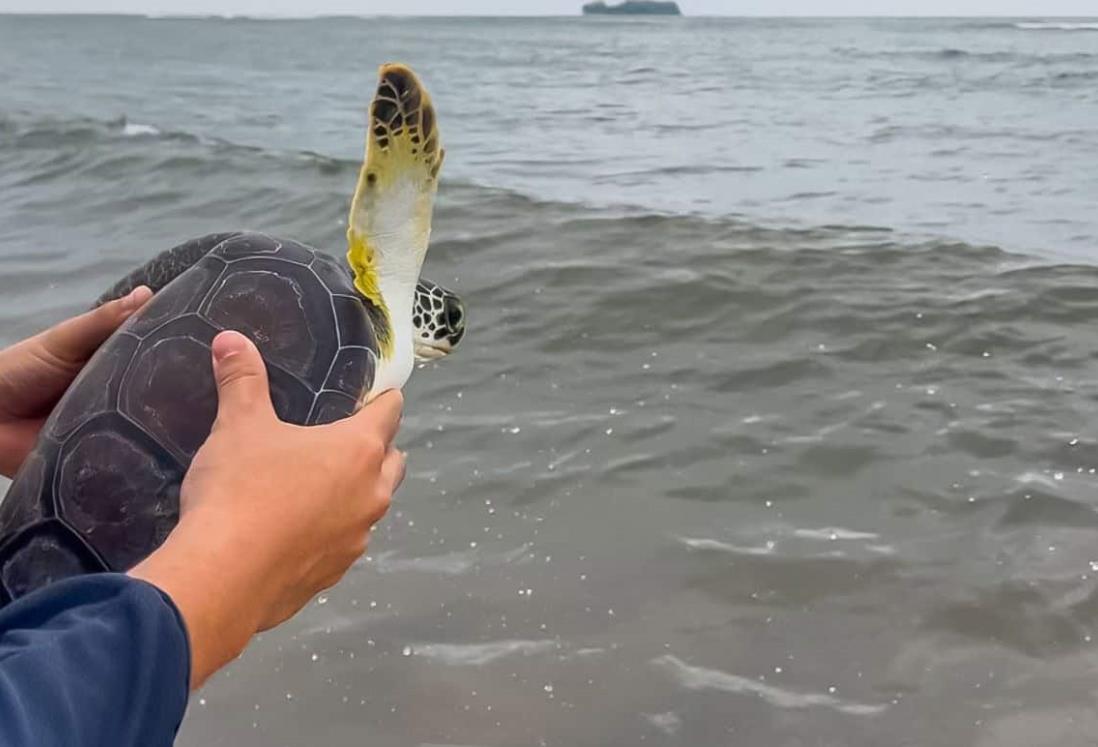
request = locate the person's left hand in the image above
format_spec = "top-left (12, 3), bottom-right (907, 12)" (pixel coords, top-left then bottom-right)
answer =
top-left (0, 286), bottom-right (152, 478)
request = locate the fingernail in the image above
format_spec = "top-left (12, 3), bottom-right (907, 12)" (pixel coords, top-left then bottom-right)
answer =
top-left (122, 286), bottom-right (152, 312)
top-left (212, 330), bottom-right (249, 362)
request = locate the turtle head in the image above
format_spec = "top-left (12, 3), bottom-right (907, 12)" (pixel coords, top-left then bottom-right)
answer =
top-left (413, 279), bottom-right (466, 361)
top-left (347, 63), bottom-right (445, 393)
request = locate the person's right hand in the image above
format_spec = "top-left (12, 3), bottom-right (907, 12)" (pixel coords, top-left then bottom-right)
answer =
top-left (129, 330), bottom-right (405, 689)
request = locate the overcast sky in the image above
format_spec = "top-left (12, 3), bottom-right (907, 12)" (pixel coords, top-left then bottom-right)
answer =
top-left (0, 0), bottom-right (1094, 15)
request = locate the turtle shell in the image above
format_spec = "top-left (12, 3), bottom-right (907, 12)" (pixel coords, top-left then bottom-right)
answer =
top-left (0, 232), bottom-right (378, 605)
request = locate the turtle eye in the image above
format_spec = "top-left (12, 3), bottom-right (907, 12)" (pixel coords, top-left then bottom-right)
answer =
top-left (444, 297), bottom-right (465, 331)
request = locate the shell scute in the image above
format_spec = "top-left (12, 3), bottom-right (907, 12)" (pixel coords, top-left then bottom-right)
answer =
top-left (121, 323), bottom-right (219, 461)
top-left (211, 233), bottom-right (282, 262)
top-left (55, 415), bottom-right (182, 571)
top-left (126, 255), bottom-right (225, 338)
top-left (0, 521), bottom-right (103, 603)
top-left (309, 391), bottom-right (360, 426)
top-left (201, 261), bottom-right (336, 389)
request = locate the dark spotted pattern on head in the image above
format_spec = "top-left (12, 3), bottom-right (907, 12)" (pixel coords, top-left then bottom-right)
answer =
top-left (412, 279), bottom-right (466, 360)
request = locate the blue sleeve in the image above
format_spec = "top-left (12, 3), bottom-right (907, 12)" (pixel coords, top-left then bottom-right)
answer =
top-left (0, 574), bottom-right (191, 747)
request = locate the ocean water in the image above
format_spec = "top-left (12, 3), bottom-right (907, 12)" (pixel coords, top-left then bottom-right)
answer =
top-left (2, 13), bottom-right (1098, 747)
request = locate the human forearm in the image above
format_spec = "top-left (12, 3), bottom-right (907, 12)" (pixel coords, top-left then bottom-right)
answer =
top-left (128, 509), bottom-right (271, 690)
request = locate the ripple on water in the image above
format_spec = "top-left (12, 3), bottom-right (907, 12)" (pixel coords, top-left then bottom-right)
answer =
top-left (409, 640), bottom-right (558, 667)
top-left (653, 655), bottom-right (889, 716)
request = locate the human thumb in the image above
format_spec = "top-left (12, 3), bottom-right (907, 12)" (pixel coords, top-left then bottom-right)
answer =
top-left (211, 331), bottom-right (274, 423)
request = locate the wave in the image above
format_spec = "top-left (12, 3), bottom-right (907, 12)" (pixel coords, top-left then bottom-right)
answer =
top-left (1053, 70), bottom-right (1098, 82)
top-left (0, 112), bottom-right (202, 148)
top-left (121, 121), bottom-right (161, 137)
top-left (0, 109), bottom-right (1083, 272)
top-left (1015, 22), bottom-right (1098, 31)
top-left (867, 122), bottom-right (1093, 145)
top-left (0, 106), bottom-right (1034, 267)
top-left (833, 45), bottom-right (1098, 65)
top-left (0, 110), bottom-right (355, 172)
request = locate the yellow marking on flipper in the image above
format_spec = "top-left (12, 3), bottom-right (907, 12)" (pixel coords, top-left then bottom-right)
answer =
top-left (346, 235), bottom-right (392, 357)
top-left (347, 63), bottom-right (444, 361)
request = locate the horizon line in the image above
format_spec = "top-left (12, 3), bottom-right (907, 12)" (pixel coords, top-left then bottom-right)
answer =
top-left (1, 10), bottom-right (1096, 17)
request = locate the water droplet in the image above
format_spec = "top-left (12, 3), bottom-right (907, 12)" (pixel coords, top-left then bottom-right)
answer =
top-left (544, 684), bottom-right (554, 693)
top-left (317, 596), bottom-right (328, 606)
top-left (311, 653), bottom-right (319, 662)
top-left (402, 646), bottom-right (412, 657)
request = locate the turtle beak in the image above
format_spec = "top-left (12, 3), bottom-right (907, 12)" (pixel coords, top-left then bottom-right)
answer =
top-left (414, 341), bottom-right (450, 361)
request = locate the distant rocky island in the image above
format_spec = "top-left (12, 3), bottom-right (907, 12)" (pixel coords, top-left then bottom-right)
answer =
top-left (582, 1), bottom-right (683, 15)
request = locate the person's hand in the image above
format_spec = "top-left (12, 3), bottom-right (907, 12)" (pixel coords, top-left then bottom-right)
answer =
top-left (129, 331), bottom-right (405, 689)
top-left (0, 287), bottom-right (153, 478)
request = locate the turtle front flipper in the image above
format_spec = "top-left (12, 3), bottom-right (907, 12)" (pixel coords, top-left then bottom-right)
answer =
top-left (95, 232), bottom-right (243, 307)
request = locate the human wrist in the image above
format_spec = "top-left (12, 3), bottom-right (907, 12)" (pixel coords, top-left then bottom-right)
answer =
top-left (128, 509), bottom-right (273, 688)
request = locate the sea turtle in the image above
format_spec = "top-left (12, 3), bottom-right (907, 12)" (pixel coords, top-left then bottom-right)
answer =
top-left (0, 63), bottom-right (455, 606)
